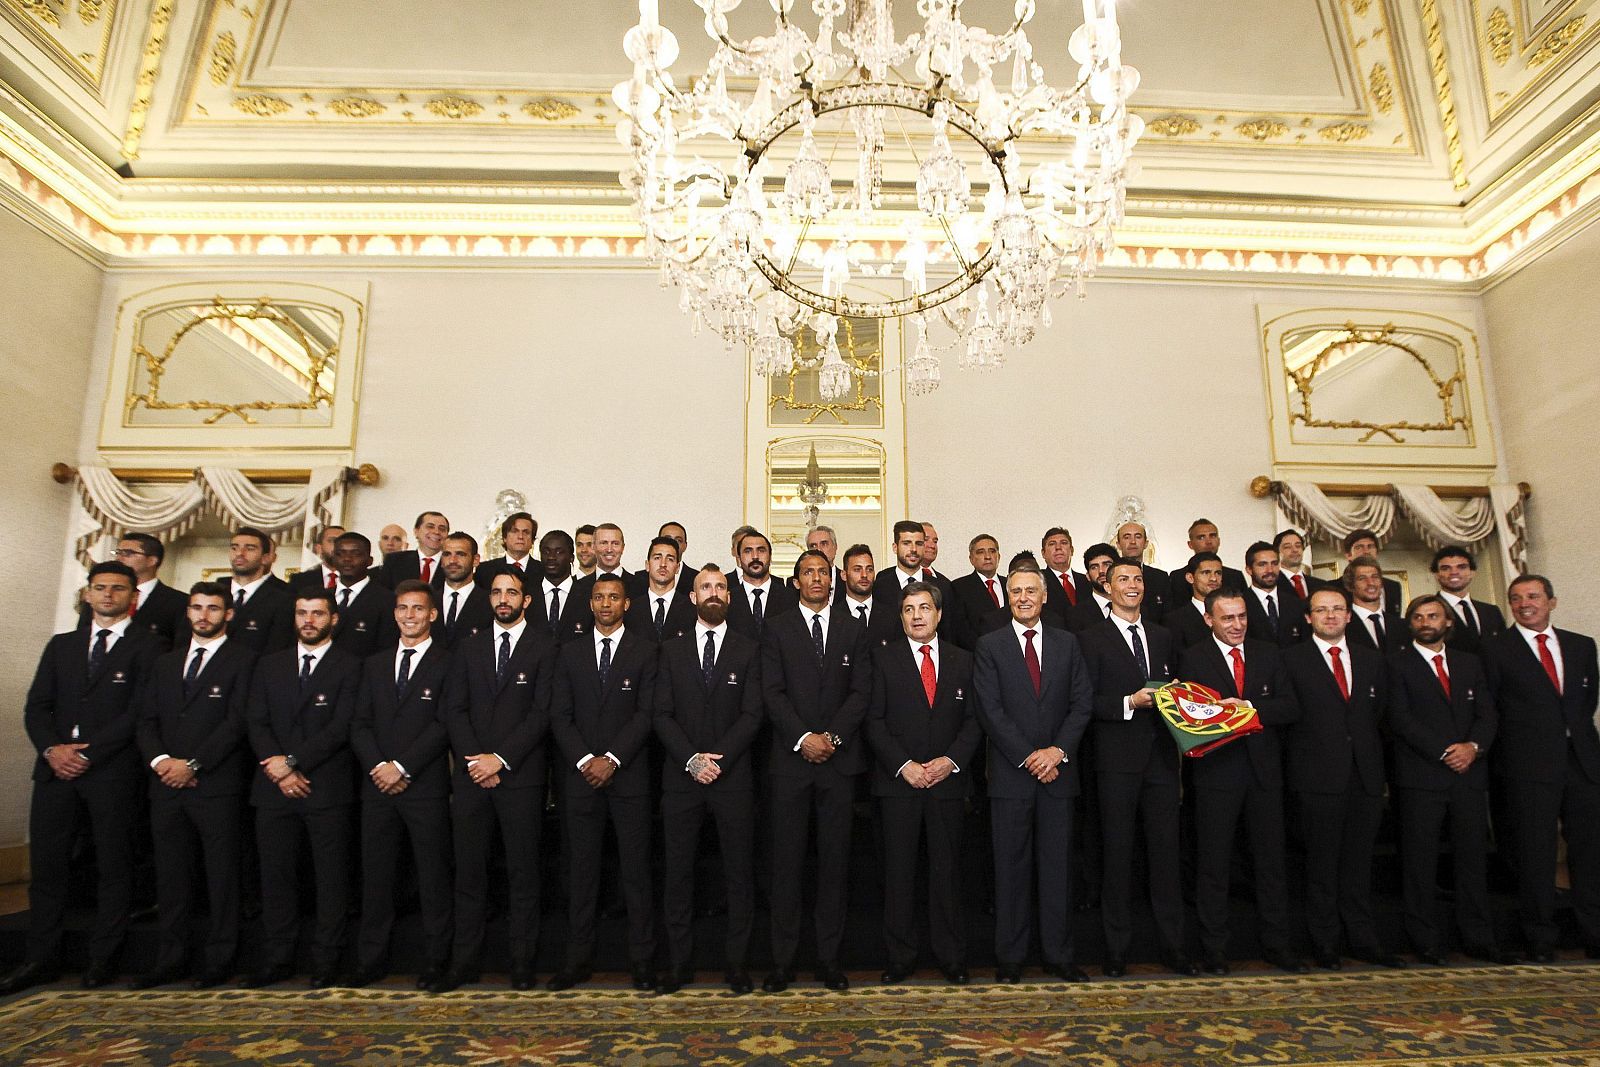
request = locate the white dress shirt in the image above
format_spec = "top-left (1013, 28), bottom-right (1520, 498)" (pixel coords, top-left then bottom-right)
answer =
top-left (1515, 622), bottom-right (1564, 690)
top-left (895, 636), bottom-right (962, 779)
top-left (1311, 634), bottom-right (1353, 682)
top-left (232, 572), bottom-right (270, 606)
top-left (1351, 603), bottom-right (1387, 645)
top-left (334, 575), bottom-right (370, 609)
top-left (579, 626), bottom-right (626, 770)
top-left (842, 594), bottom-right (872, 624)
top-left (539, 574), bottom-right (574, 618)
top-left (1249, 584), bottom-right (1280, 618)
top-left (1439, 590), bottom-right (1478, 630)
top-left (480, 618), bottom-right (526, 771)
top-left (86, 614), bottom-right (132, 661)
top-left (694, 619), bottom-right (728, 667)
top-left (148, 632), bottom-right (229, 769)
top-left (441, 581), bottom-right (476, 623)
top-left (791, 606), bottom-right (833, 750)
top-left (1113, 613), bottom-right (1152, 720)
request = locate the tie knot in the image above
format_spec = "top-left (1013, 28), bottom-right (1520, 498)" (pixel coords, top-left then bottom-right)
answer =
top-left (1230, 647), bottom-right (1243, 661)
top-left (920, 643), bottom-right (932, 657)
top-left (1434, 653), bottom-right (1445, 666)
top-left (1537, 632), bottom-right (1549, 645)
top-left (97, 629), bottom-right (111, 639)
top-left (401, 648), bottom-right (414, 659)
top-left (1023, 628), bottom-right (1036, 640)
top-left (1329, 646), bottom-right (1341, 659)
top-left (602, 636), bottom-right (612, 648)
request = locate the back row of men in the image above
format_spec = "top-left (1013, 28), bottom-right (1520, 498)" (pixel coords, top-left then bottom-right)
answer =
top-left (6, 511), bottom-right (1596, 999)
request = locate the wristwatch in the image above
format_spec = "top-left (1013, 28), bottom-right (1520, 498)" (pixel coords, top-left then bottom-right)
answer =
top-left (284, 755), bottom-right (298, 769)
top-left (185, 758), bottom-right (201, 773)
top-left (826, 732), bottom-right (844, 748)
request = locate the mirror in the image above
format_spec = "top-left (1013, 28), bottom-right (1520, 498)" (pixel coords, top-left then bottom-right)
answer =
top-left (1281, 323), bottom-right (1472, 446)
top-left (768, 315), bottom-right (884, 427)
top-left (765, 436), bottom-right (885, 574)
top-left (126, 298), bottom-right (342, 427)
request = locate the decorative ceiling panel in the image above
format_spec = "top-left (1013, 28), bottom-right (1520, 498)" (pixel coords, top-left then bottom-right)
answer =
top-left (1469, 0), bottom-right (1600, 126)
top-left (0, 0), bottom-right (120, 94)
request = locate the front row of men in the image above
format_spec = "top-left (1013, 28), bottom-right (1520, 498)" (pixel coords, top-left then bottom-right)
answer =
top-left (6, 533), bottom-right (1598, 996)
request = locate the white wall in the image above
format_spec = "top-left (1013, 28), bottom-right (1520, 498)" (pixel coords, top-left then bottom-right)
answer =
top-left (1482, 216), bottom-right (1600, 636)
top-left (0, 212), bottom-right (102, 854)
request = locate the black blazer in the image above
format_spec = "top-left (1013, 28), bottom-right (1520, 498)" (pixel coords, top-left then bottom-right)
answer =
top-left (654, 628), bottom-right (764, 793)
top-left (1244, 584), bottom-right (1309, 646)
top-left (379, 550), bottom-right (447, 593)
top-left (81, 580), bottom-right (188, 649)
top-left (443, 624), bottom-right (557, 791)
top-left (1138, 564), bottom-right (1172, 623)
top-left (950, 571), bottom-right (1007, 649)
top-left (865, 639), bottom-right (982, 798)
top-left (871, 569), bottom-right (956, 635)
top-left (1176, 638), bottom-right (1295, 791)
top-left (351, 642), bottom-right (453, 800)
top-left (472, 555), bottom-right (540, 592)
top-left (1346, 607), bottom-right (1410, 655)
top-left (563, 570), bottom-right (649, 633)
top-left (831, 596), bottom-right (902, 659)
top-left (626, 588), bottom-right (698, 644)
top-left (524, 577), bottom-right (590, 644)
top-left (727, 577), bottom-right (797, 640)
top-left (1037, 569), bottom-right (1082, 630)
top-left (1168, 565), bottom-right (1247, 607)
top-left (971, 623), bottom-right (1094, 799)
top-left (551, 629), bottom-right (658, 797)
top-left (25, 627), bottom-right (161, 783)
top-left (761, 608), bottom-right (871, 778)
top-left (1386, 646), bottom-right (1496, 791)
top-left (228, 575), bottom-right (295, 654)
top-left (1282, 640), bottom-right (1387, 796)
top-left (1166, 600), bottom-right (1213, 650)
top-left (289, 565), bottom-right (343, 595)
top-left (437, 583), bottom-right (495, 649)
top-left (1068, 593), bottom-right (1114, 634)
top-left (1079, 617), bottom-right (1178, 775)
top-left (136, 638), bottom-right (256, 798)
top-left (330, 582), bottom-right (398, 660)
top-left (1444, 597), bottom-right (1506, 655)
top-left (1483, 627), bottom-right (1600, 785)
top-left (246, 645), bottom-right (361, 809)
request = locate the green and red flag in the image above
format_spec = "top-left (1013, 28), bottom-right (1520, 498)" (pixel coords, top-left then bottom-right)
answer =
top-left (1154, 680), bottom-right (1262, 758)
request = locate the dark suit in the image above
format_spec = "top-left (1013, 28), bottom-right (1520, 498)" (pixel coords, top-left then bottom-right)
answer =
top-left (1484, 626), bottom-right (1600, 952)
top-left (1168, 565), bottom-right (1247, 607)
top-left (79, 580), bottom-right (188, 649)
top-left (380, 550), bottom-right (447, 593)
top-left (627, 587), bottom-right (698, 644)
top-left (1039, 570), bottom-right (1087, 631)
top-left (472, 555), bottom-right (540, 592)
top-left (437, 583), bottom-right (494, 649)
top-left (246, 644), bottom-right (361, 974)
top-left (1347, 606), bottom-right (1409, 655)
top-left (1166, 599), bottom-right (1213, 649)
top-left (872, 568), bottom-right (956, 639)
top-left (331, 581), bottom-right (397, 659)
top-left (761, 608), bottom-right (871, 971)
top-left (22, 626), bottom-right (159, 965)
top-left (351, 642), bottom-right (454, 973)
top-left (551, 629), bottom-right (659, 970)
top-left (1280, 571), bottom-right (1327, 604)
top-left (289, 565), bottom-right (339, 596)
top-left (136, 638), bottom-right (254, 975)
top-left (655, 626), bottom-right (764, 972)
top-left (1138, 564), bottom-right (1171, 623)
top-left (865, 639), bottom-right (983, 970)
top-left (227, 575), bottom-right (295, 654)
top-left (727, 576), bottom-right (797, 641)
top-left (1387, 645), bottom-right (1498, 954)
top-left (1282, 639), bottom-right (1390, 957)
top-left (563, 570), bottom-right (648, 634)
top-left (1079, 617), bottom-right (1183, 960)
top-left (1443, 596), bottom-right (1506, 655)
top-left (1245, 583), bottom-right (1309, 646)
top-left (972, 622), bottom-right (1094, 966)
top-left (525, 577), bottom-right (589, 643)
top-left (831, 596), bottom-right (899, 656)
top-left (443, 623), bottom-right (557, 971)
top-left (950, 571), bottom-right (1007, 650)
top-left (1176, 638), bottom-right (1297, 961)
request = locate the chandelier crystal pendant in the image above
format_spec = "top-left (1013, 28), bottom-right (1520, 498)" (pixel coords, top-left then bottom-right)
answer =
top-left (615, 0), bottom-right (1141, 396)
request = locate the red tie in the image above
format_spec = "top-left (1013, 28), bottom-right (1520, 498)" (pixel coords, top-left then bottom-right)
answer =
top-left (919, 643), bottom-right (937, 707)
top-left (420, 556), bottom-right (433, 584)
top-left (1291, 573), bottom-right (1307, 599)
top-left (1432, 653), bottom-right (1451, 698)
top-left (129, 596), bottom-right (138, 618)
top-left (923, 568), bottom-right (934, 581)
top-left (1536, 633), bottom-right (1562, 694)
top-left (1328, 646), bottom-right (1351, 701)
top-left (1058, 572), bottom-right (1077, 607)
top-left (513, 558), bottom-right (524, 571)
top-left (984, 578), bottom-right (1000, 608)
top-left (325, 569), bottom-right (336, 589)
top-left (1229, 646), bottom-right (1246, 698)
top-left (1023, 628), bottom-right (1042, 697)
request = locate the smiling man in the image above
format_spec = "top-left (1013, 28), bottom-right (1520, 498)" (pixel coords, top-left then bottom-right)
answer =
top-left (382, 511), bottom-right (451, 591)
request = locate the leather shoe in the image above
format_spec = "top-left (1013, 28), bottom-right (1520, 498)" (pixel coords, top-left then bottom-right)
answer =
top-left (631, 965), bottom-right (655, 992)
top-left (994, 963), bottom-right (1022, 983)
top-left (128, 966), bottom-right (186, 990)
top-left (545, 969), bottom-right (590, 992)
top-left (192, 968), bottom-right (232, 989)
top-left (656, 968), bottom-right (691, 994)
top-left (345, 966), bottom-right (386, 988)
top-left (1417, 951), bottom-right (1449, 966)
top-left (1044, 961), bottom-right (1090, 983)
top-left (80, 961), bottom-right (115, 989)
top-left (1463, 946), bottom-right (1518, 965)
top-left (1529, 948), bottom-right (1556, 964)
top-left (510, 966), bottom-right (537, 991)
top-left (880, 965), bottom-right (913, 984)
top-left (1102, 957), bottom-right (1127, 979)
top-left (1163, 955), bottom-right (1200, 977)
top-left (427, 969), bottom-right (478, 993)
top-left (0, 962), bottom-right (60, 995)
top-left (1264, 952), bottom-right (1310, 974)
top-left (818, 966), bottom-right (849, 991)
top-left (245, 964), bottom-right (294, 988)
top-left (308, 969), bottom-right (341, 989)
top-left (415, 967), bottom-right (444, 991)
top-left (761, 970), bottom-right (791, 993)
top-left (1354, 951), bottom-right (1407, 969)
top-left (726, 971), bottom-right (753, 995)
top-left (939, 963), bottom-right (969, 985)
top-left (1313, 953), bottom-right (1342, 971)
top-left (1202, 955), bottom-right (1230, 976)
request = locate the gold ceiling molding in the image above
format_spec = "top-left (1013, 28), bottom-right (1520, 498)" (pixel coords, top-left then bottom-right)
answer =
top-left (208, 30), bottom-right (236, 85)
top-left (1237, 119), bottom-right (1290, 142)
top-left (1369, 62), bottom-right (1395, 113)
top-left (522, 98), bottom-right (580, 122)
top-left (1320, 121), bottom-right (1371, 143)
top-left (1470, 0), bottom-right (1600, 127)
top-left (119, 0), bottom-right (171, 162)
top-left (327, 96), bottom-right (385, 119)
top-left (0, 0), bottom-right (119, 93)
top-left (1147, 115), bottom-right (1203, 138)
top-left (1486, 7), bottom-right (1514, 64)
top-left (424, 96), bottom-right (481, 121)
top-left (1530, 15), bottom-right (1589, 66)
top-left (77, 0), bottom-right (102, 24)
top-left (232, 92), bottom-right (291, 117)
top-left (1421, 0), bottom-right (1470, 191)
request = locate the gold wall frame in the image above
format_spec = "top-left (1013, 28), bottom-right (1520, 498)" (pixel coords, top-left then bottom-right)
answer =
top-left (768, 316), bottom-right (885, 427)
top-left (1285, 322), bottom-right (1469, 443)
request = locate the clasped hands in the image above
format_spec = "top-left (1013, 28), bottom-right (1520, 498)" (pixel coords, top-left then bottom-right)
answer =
top-left (688, 752), bottom-right (723, 785)
top-left (799, 732), bottom-right (836, 764)
top-left (899, 756), bottom-right (956, 789)
top-left (370, 761), bottom-right (409, 796)
top-left (1442, 742), bottom-right (1478, 774)
top-left (260, 755), bottom-right (310, 798)
top-left (465, 753), bottom-right (503, 789)
top-left (579, 754), bottom-right (618, 788)
top-left (152, 756), bottom-right (197, 789)
top-left (1022, 746), bottom-right (1066, 784)
top-left (44, 744), bottom-right (90, 781)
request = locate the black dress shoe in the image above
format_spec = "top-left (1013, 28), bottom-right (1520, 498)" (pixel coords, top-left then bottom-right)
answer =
top-left (818, 966), bottom-right (849, 991)
top-left (880, 965), bottom-right (913, 984)
top-left (308, 969), bottom-right (342, 989)
top-left (630, 965), bottom-right (656, 992)
top-left (345, 966), bottom-right (386, 988)
top-left (545, 969), bottom-right (590, 992)
top-left (994, 963), bottom-right (1022, 983)
top-left (1462, 946), bottom-right (1518, 965)
top-left (726, 971), bottom-right (753, 995)
top-left (1354, 951), bottom-right (1407, 969)
top-left (427, 969), bottom-right (478, 993)
top-left (1529, 948), bottom-right (1556, 964)
top-left (1163, 955), bottom-right (1201, 977)
top-left (1202, 955), bottom-right (1230, 976)
top-left (761, 970), bottom-right (791, 993)
top-left (510, 966), bottom-right (537, 991)
top-left (80, 961), bottom-right (116, 989)
top-left (656, 968), bottom-right (691, 994)
top-left (1313, 953), bottom-right (1342, 971)
top-left (415, 967), bottom-right (444, 991)
top-left (128, 967), bottom-right (186, 990)
top-left (245, 964), bottom-right (294, 988)
top-left (1418, 951), bottom-right (1449, 966)
top-left (1102, 957), bottom-right (1127, 979)
top-left (939, 963), bottom-right (969, 985)
top-left (192, 968), bottom-right (232, 989)
top-left (1264, 952), bottom-right (1310, 974)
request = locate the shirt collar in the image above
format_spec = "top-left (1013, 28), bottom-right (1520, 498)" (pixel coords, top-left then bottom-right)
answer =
top-left (1413, 640), bottom-right (1446, 662)
top-left (398, 636), bottom-right (433, 660)
top-left (91, 615), bottom-right (134, 639)
top-left (695, 619), bottom-right (727, 644)
top-left (909, 635), bottom-right (939, 657)
top-left (594, 624), bottom-right (625, 651)
top-left (494, 616), bottom-right (527, 642)
top-left (542, 573), bottom-right (573, 594)
top-left (1312, 634), bottom-right (1350, 658)
top-left (336, 575), bottom-right (371, 598)
top-left (1011, 617), bottom-right (1042, 639)
top-left (189, 632), bottom-right (227, 654)
top-left (801, 603), bottom-right (829, 626)
top-left (233, 572), bottom-right (270, 594)
top-left (1213, 634), bottom-right (1242, 659)
top-left (297, 639), bottom-right (332, 663)
top-left (1514, 622), bottom-right (1554, 640)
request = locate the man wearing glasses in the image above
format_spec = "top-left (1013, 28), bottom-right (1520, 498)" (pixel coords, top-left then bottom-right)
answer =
top-left (80, 533), bottom-right (187, 648)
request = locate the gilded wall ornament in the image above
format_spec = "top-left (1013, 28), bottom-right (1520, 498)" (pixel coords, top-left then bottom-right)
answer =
top-left (1420, 0), bottom-right (1469, 189)
top-left (1348, 0), bottom-right (1371, 13)
top-left (425, 96), bottom-right (482, 120)
top-left (1369, 63), bottom-right (1394, 114)
top-left (120, 1), bottom-right (171, 161)
top-left (209, 31), bottom-right (236, 86)
top-left (1529, 16), bottom-right (1587, 67)
top-left (1485, 7), bottom-right (1514, 65)
top-left (77, 0), bottom-right (101, 24)
top-left (18, 0), bottom-right (60, 27)
top-left (233, 93), bottom-right (292, 117)
top-left (328, 97), bottom-right (386, 118)
top-left (1147, 115), bottom-right (1202, 138)
top-left (1320, 122), bottom-right (1371, 143)
top-left (1285, 323), bottom-right (1468, 443)
top-left (1235, 118), bottom-right (1289, 142)
top-left (521, 98), bottom-right (580, 121)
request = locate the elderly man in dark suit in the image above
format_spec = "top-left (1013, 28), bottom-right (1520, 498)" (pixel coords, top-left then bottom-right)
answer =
top-left (973, 565), bottom-right (1094, 983)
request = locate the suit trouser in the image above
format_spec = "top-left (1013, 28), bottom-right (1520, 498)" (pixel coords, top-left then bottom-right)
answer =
top-left (989, 791), bottom-right (1075, 966)
top-left (662, 786), bottom-right (754, 971)
top-left (561, 780), bottom-right (655, 969)
top-left (1297, 786), bottom-right (1385, 955)
top-left (1506, 753), bottom-right (1600, 951)
top-left (26, 771), bottom-right (139, 965)
top-left (1195, 777), bottom-right (1292, 960)
top-left (256, 802), bottom-right (352, 972)
top-left (151, 789), bottom-right (242, 973)
top-left (768, 771), bottom-right (855, 971)
top-left (881, 794), bottom-right (967, 969)
top-left (357, 792), bottom-right (454, 971)
top-left (450, 781), bottom-right (543, 970)
top-left (1398, 784), bottom-right (1495, 953)
top-left (1098, 761), bottom-right (1185, 959)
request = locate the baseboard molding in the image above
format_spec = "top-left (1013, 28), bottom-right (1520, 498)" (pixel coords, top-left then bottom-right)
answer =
top-left (0, 844), bottom-right (28, 885)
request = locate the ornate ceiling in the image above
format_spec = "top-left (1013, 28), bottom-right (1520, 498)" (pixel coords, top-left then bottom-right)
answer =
top-left (2, 0), bottom-right (1599, 282)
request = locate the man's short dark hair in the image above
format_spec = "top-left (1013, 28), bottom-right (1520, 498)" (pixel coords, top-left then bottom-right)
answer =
top-left (892, 520), bottom-right (925, 541)
top-left (647, 536), bottom-right (681, 561)
top-left (1187, 517), bottom-right (1217, 536)
top-left (1082, 542), bottom-right (1117, 567)
top-left (414, 510), bottom-right (448, 529)
top-left (1008, 550), bottom-right (1039, 570)
top-left (1244, 541), bottom-right (1277, 569)
top-left (1430, 545), bottom-right (1476, 571)
top-left (122, 532), bottom-right (164, 566)
top-left (501, 512), bottom-right (536, 539)
top-left (659, 521), bottom-right (686, 536)
top-left (541, 529), bottom-right (574, 552)
top-left (491, 567), bottom-right (529, 594)
top-left (795, 549), bottom-right (831, 573)
top-left (738, 530), bottom-right (772, 553)
top-left (1203, 587), bottom-right (1247, 614)
top-left (89, 560), bottom-right (138, 585)
top-left (1109, 556), bottom-right (1144, 578)
top-left (969, 533), bottom-right (999, 552)
top-left (592, 572), bottom-right (629, 596)
top-left (188, 580), bottom-right (233, 611)
top-left (1188, 551), bottom-right (1223, 569)
top-left (335, 530), bottom-right (372, 553)
top-left (1040, 526), bottom-right (1072, 548)
top-left (1509, 573), bottom-right (1556, 599)
top-left (1273, 528), bottom-right (1306, 550)
top-left (1404, 593), bottom-right (1451, 621)
top-left (901, 579), bottom-right (943, 610)
top-left (842, 543), bottom-right (873, 567)
top-left (1343, 528), bottom-right (1380, 553)
top-left (393, 578), bottom-right (436, 606)
top-left (232, 526), bottom-right (274, 553)
top-left (1309, 585), bottom-right (1352, 610)
top-left (295, 587), bottom-right (337, 612)
top-left (445, 530), bottom-right (480, 555)
top-left (576, 523), bottom-right (597, 538)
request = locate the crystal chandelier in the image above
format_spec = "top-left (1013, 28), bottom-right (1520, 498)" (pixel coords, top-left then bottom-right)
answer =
top-left (614, 0), bottom-right (1142, 397)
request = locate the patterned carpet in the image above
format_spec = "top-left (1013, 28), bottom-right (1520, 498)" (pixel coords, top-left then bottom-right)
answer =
top-left (2, 964), bottom-right (1599, 1065)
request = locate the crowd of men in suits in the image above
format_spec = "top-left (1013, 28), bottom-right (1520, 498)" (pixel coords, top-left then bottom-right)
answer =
top-left (4, 510), bottom-right (1596, 997)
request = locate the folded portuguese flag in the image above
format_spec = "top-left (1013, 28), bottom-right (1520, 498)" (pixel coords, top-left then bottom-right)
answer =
top-left (1154, 680), bottom-right (1263, 758)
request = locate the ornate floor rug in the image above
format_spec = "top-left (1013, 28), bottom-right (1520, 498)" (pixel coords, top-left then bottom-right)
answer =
top-left (2, 964), bottom-right (1598, 1065)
